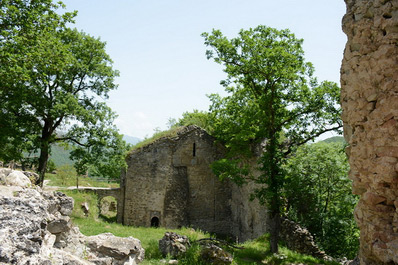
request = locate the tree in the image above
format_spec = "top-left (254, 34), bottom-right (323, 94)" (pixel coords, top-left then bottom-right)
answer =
top-left (283, 141), bottom-right (358, 258)
top-left (202, 25), bottom-right (342, 253)
top-left (175, 109), bottom-right (214, 133)
top-left (0, 0), bottom-right (128, 184)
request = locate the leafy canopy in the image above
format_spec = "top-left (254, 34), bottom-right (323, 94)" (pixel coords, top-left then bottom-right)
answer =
top-left (0, 0), bottom-right (128, 182)
top-left (202, 25), bottom-right (342, 253)
top-left (283, 142), bottom-right (358, 258)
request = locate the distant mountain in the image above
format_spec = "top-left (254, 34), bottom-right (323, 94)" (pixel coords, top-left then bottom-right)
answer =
top-left (322, 136), bottom-right (345, 144)
top-left (123, 135), bottom-right (142, 145)
top-left (50, 144), bottom-right (73, 167)
top-left (48, 135), bottom-right (141, 168)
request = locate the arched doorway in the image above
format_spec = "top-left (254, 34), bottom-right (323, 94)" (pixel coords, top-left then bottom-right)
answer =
top-left (99, 196), bottom-right (118, 222)
top-left (151, 216), bottom-right (160, 227)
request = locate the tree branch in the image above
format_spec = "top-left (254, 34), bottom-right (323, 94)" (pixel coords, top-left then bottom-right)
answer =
top-left (283, 124), bottom-right (343, 157)
top-left (54, 137), bottom-right (87, 147)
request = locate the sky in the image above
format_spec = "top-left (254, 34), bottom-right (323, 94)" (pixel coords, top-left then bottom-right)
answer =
top-left (61, 0), bottom-right (347, 139)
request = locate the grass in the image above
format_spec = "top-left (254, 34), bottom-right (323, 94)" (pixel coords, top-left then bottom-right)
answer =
top-left (45, 165), bottom-right (119, 188)
top-left (231, 234), bottom-right (337, 265)
top-left (129, 126), bottom-right (183, 152)
top-left (51, 171), bottom-right (339, 265)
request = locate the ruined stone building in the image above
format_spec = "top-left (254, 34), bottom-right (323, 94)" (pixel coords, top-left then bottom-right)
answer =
top-left (117, 125), bottom-right (268, 241)
top-left (341, 0), bottom-right (398, 264)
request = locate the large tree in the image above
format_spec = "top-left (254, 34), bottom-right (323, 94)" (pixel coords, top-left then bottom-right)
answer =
top-left (0, 0), bottom-right (128, 184)
top-left (202, 25), bottom-right (342, 253)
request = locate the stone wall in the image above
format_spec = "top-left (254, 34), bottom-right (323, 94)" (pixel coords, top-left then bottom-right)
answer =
top-left (230, 172), bottom-right (269, 242)
top-left (341, 0), bottom-right (398, 264)
top-left (121, 126), bottom-right (268, 241)
top-left (121, 126), bottom-right (232, 235)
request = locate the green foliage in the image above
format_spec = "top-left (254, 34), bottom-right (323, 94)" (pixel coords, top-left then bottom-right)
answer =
top-left (50, 144), bottom-right (74, 167)
top-left (46, 159), bottom-right (57, 173)
top-left (0, 0), bottom-right (128, 184)
top-left (203, 25), bottom-right (342, 253)
top-left (130, 127), bottom-right (182, 151)
top-left (53, 165), bottom-right (78, 187)
top-left (210, 158), bottom-right (250, 186)
top-left (175, 109), bottom-right (214, 133)
top-left (283, 142), bottom-right (359, 258)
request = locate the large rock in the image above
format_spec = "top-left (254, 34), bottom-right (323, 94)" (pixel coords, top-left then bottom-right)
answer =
top-left (85, 233), bottom-right (145, 264)
top-left (0, 168), bottom-right (12, 184)
top-left (22, 171), bottom-right (40, 185)
top-left (200, 244), bottom-right (233, 265)
top-left (341, 1), bottom-right (398, 264)
top-left (0, 181), bottom-right (145, 264)
top-left (279, 217), bottom-right (329, 260)
top-left (4, 170), bottom-right (31, 187)
top-left (159, 232), bottom-right (190, 258)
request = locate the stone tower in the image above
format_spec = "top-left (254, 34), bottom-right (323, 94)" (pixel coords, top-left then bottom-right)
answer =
top-left (341, 0), bottom-right (398, 263)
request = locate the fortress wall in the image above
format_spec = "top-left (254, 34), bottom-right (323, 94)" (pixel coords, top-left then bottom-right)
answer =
top-left (123, 140), bottom-right (179, 227)
top-left (341, 0), bottom-right (398, 263)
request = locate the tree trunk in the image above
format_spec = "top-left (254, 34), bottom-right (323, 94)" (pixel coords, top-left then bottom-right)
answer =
top-left (270, 211), bottom-right (281, 253)
top-left (37, 140), bottom-right (49, 187)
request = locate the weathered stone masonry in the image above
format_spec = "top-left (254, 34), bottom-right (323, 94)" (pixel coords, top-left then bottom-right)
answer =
top-left (341, 0), bottom-right (398, 263)
top-left (118, 126), bottom-right (268, 242)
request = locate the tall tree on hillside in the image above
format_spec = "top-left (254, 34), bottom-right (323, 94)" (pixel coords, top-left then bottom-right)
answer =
top-left (0, 0), bottom-right (128, 184)
top-left (202, 25), bottom-right (342, 253)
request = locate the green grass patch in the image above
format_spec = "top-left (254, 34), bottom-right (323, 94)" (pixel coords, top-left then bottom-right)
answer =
top-left (231, 234), bottom-right (339, 265)
top-left (129, 126), bottom-right (183, 152)
top-left (45, 165), bottom-right (119, 188)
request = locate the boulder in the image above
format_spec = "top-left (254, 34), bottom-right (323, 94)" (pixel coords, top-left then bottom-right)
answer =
top-left (200, 243), bottom-right (233, 265)
top-left (159, 232), bottom-right (190, 258)
top-left (85, 233), bottom-right (145, 264)
top-left (0, 183), bottom-right (145, 264)
top-left (0, 168), bottom-right (12, 184)
top-left (5, 170), bottom-right (32, 187)
top-left (22, 171), bottom-right (40, 185)
top-left (4, 170), bottom-right (31, 187)
top-left (47, 214), bottom-right (72, 234)
top-left (279, 217), bottom-right (330, 260)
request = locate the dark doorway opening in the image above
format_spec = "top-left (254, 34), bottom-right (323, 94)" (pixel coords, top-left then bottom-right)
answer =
top-left (151, 216), bottom-right (160, 227)
top-left (193, 143), bottom-right (196, 157)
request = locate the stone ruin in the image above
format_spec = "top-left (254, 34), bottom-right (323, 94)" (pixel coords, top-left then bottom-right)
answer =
top-left (117, 125), bottom-right (327, 259)
top-left (118, 125), bottom-right (268, 242)
top-left (341, 0), bottom-right (398, 263)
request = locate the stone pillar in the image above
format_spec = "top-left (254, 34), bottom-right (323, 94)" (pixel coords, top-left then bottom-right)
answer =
top-left (341, 1), bottom-right (398, 264)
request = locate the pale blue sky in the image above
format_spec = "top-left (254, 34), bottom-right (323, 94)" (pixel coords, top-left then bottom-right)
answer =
top-left (62, 0), bottom-right (347, 139)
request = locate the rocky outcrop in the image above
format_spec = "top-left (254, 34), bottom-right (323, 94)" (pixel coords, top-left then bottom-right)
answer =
top-left (341, 1), bottom-right (398, 264)
top-left (0, 172), bottom-right (145, 265)
top-left (159, 232), bottom-right (190, 258)
top-left (158, 232), bottom-right (233, 264)
top-left (0, 168), bottom-right (32, 187)
top-left (279, 218), bottom-right (329, 260)
top-left (200, 244), bottom-right (233, 265)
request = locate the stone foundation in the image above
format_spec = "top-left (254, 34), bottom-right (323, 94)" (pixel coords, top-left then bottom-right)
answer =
top-left (341, 0), bottom-right (398, 263)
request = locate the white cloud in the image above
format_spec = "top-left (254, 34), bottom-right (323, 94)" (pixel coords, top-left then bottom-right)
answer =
top-left (114, 111), bottom-right (154, 139)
